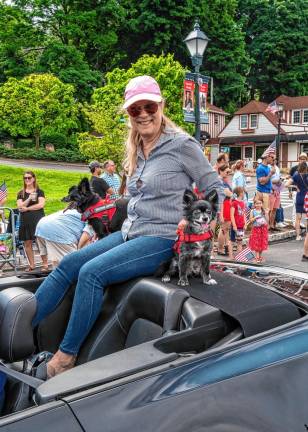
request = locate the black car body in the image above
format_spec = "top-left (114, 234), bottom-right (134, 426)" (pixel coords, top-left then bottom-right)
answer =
top-left (0, 262), bottom-right (307, 431)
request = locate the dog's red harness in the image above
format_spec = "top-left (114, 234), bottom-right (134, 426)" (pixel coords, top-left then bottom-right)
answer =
top-left (173, 228), bottom-right (213, 254)
top-left (81, 198), bottom-right (116, 222)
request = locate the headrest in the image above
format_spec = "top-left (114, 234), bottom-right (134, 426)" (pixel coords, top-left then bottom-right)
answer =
top-left (0, 287), bottom-right (36, 362)
top-left (118, 278), bottom-right (189, 333)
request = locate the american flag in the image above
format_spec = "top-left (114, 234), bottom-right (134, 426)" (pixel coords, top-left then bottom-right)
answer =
top-left (235, 247), bottom-right (255, 263)
top-left (0, 182), bottom-right (7, 202)
top-left (261, 139), bottom-right (277, 158)
top-left (265, 100), bottom-right (279, 115)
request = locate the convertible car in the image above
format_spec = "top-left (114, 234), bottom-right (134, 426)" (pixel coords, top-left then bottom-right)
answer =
top-left (0, 262), bottom-right (307, 431)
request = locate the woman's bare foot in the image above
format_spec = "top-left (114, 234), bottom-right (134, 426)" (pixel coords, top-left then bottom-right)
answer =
top-left (47, 350), bottom-right (76, 378)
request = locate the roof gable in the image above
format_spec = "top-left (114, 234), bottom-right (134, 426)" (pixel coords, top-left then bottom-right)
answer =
top-left (275, 95), bottom-right (308, 110)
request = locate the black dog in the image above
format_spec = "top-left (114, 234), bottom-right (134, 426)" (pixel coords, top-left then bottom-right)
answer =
top-left (62, 178), bottom-right (128, 239)
top-left (162, 189), bottom-right (218, 286)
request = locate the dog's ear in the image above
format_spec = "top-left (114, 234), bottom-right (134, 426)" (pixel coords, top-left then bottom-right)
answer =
top-left (61, 185), bottom-right (78, 202)
top-left (205, 189), bottom-right (219, 213)
top-left (183, 189), bottom-right (197, 207)
top-left (79, 177), bottom-right (91, 194)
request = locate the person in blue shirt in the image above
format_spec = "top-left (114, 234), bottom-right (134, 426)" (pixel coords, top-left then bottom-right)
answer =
top-left (256, 153), bottom-right (276, 218)
top-left (101, 160), bottom-right (121, 199)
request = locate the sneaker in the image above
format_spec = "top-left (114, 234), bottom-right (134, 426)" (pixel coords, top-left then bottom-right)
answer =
top-left (302, 255), bottom-right (308, 262)
top-left (276, 222), bottom-right (285, 228)
top-left (296, 236), bottom-right (302, 241)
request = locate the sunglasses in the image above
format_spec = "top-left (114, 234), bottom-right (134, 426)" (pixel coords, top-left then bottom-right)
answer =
top-left (127, 102), bottom-right (159, 118)
top-left (24, 176), bottom-right (33, 180)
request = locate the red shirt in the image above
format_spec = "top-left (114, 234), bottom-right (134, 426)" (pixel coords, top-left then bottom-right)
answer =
top-left (231, 199), bottom-right (245, 229)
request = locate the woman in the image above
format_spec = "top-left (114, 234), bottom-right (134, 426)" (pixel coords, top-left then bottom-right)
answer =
top-left (286, 161), bottom-right (308, 240)
top-left (217, 164), bottom-right (233, 259)
top-left (232, 160), bottom-right (248, 207)
top-left (17, 171), bottom-right (47, 271)
top-left (32, 75), bottom-right (223, 377)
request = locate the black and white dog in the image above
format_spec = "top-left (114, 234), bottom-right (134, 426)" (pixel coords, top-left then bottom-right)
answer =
top-left (162, 189), bottom-right (218, 286)
top-left (62, 178), bottom-right (128, 239)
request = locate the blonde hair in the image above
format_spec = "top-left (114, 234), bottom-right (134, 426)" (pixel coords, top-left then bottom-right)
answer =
top-left (123, 114), bottom-right (183, 176)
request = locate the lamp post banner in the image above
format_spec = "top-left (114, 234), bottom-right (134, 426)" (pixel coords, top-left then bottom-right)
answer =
top-left (199, 79), bottom-right (209, 124)
top-left (183, 73), bottom-right (195, 122)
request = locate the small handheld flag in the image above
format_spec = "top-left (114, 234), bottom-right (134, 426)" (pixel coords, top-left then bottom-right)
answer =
top-left (0, 182), bottom-right (8, 202)
top-left (235, 247), bottom-right (255, 263)
top-left (265, 101), bottom-right (279, 115)
top-left (261, 139), bottom-right (277, 158)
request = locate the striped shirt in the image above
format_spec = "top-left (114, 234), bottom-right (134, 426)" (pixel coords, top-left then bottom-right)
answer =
top-left (121, 128), bottom-right (224, 240)
top-left (101, 172), bottom-right (121, 199)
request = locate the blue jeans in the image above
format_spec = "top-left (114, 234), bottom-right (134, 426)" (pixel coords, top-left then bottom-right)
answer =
top-left (33, 231), bottom-right (174, 355)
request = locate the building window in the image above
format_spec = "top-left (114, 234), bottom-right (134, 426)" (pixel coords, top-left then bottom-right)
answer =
top-left (293, 110), bottom-right (301, 123)
top-left (303, 110), bottom-right (308, 123)
top-left (214, 113), bottom-right (219, 125)
top-left (250, 114), bottom-right (258, 129)
top-left (240, 115), bottom-right (248, 129)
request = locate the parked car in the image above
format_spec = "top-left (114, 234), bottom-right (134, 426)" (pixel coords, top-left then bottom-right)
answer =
top-left (0, 262), bottom-right (307, 431)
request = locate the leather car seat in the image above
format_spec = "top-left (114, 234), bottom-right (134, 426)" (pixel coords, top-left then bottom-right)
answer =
top-left (0, 287), bottom-right (36, 362)
top-left (77, 278), bottom-right (189, 364)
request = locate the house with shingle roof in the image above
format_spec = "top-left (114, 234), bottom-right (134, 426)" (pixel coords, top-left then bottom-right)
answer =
top-left (217, 96), bottom-right (308, 168)
top-left (200, 103), bottom-right (229, 163)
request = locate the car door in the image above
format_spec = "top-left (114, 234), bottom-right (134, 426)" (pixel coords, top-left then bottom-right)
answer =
top-left (0, 401), bottom-right (83, 432)
top-left (66, 353), bottom-right (308, 432)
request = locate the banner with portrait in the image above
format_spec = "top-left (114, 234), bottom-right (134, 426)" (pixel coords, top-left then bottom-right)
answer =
top-left (199, 75), bottom-right (209, 124)
top-left (183, 72), bottom-right (195, 123)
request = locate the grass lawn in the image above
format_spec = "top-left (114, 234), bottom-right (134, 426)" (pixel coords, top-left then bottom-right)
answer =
top-left (0, 166), bottom-right (89, 215)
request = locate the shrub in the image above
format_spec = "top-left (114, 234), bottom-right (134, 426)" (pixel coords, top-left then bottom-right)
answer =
top-left (40, 132), bottom-right (67, 149)
top-left (0, 144), bottom-right (87, 163)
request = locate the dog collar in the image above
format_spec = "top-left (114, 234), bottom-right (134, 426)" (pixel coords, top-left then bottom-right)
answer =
top-left (81, 199), bottom-right (116, 222)
top-left (173, 228), bottom-right (213, 254)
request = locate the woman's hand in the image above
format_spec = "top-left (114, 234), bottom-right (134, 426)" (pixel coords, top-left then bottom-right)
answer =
top-left (19, 206), bottom-right (28, 213)
top-left (177, 219), bottom-right (188, 230)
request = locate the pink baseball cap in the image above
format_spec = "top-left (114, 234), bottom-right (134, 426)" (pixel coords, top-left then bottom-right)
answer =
top-left (123, 75), bottom-right (162, 109)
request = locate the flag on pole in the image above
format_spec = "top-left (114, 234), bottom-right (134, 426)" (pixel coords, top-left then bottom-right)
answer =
top-left (265, 100), bottom-right (279, 115)
top-left (261, 139), bottom-right (277, 158)
top-left (235, 247), bottom-right (255, 263)
top-left (0, 182), bottom-right (8, 202)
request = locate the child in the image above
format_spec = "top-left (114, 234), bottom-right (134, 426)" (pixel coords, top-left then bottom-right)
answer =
top-left (230, 186), bottom-right (246, 256)
top-left (248, 197), bottom-right (268, 263)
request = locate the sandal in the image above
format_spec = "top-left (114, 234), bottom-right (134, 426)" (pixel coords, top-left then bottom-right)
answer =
top-left (217, 251), bottom-right (227, 256)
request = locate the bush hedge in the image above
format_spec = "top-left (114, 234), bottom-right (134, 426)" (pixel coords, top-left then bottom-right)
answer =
top-left (0, 144), bottom-right (87, 163)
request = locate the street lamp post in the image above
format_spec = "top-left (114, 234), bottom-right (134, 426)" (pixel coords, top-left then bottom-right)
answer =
top-left (276, 108), bottom-right (283, 167)
top-left (184, 22), bottom-right (210, 142)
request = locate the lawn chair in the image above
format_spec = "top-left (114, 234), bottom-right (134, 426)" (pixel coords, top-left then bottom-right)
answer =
top-left (0, 208), bottom-right (28, 274)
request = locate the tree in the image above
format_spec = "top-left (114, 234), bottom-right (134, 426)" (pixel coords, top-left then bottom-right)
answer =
top-left (0, 73), bottom-right (79, 149)
top-left (13, 0), bottom-right (126, 73)
top-left (238, 0), bottom-right (308, 101)
top-left (198, 0), bottom-right (251, 112)
top-left (0, 4), bottom-right (44, 82)
top-left (37, 42), bottom-right (102, 100)
top-left (116, 0), bottom-right (199, 68)
top-left (78, 54), bottom-right (192, 165)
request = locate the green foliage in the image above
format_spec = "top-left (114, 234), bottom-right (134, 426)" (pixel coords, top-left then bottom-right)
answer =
top-left (0, 165), bottom-right (88, 214)
top-left (198, 0), bottom-right (251, 112)
top-left (78, 54), bottom-right (193, 165)
top-left (0, 73), bottom-right (79, 148)
top-left (0, 144), bottom-right (86, 163)
top-left (239, 0), bottom-right (308, 101)
top-left (116, 0), bottom-right (198, 68)
top-left (40, 132), bottom-right (67, 149)
top-left (37, 42), bottom-right (102, 101)
top-left (0, 3), bottom-right (44, 82)
top-left (14, 0), bottom-right (126, 73)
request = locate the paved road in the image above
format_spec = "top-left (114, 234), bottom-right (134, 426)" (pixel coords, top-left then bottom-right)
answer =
top-left (0, 157), bottom-right (88, 172)
top-left (263, 238), bottom-right (307, 273)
